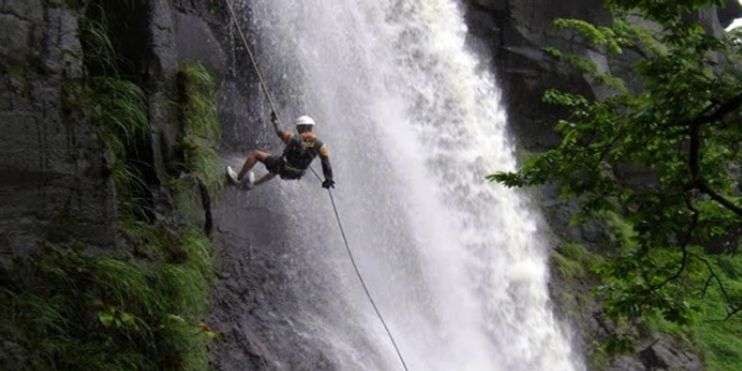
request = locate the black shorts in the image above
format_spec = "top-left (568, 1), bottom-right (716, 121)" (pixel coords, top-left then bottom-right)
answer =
top-left (263, 155), bottom-right (285, 174)
top-left (264, 155), bottom-right (305, 180)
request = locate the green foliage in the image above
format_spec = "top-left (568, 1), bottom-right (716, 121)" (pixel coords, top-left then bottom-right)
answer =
top-left (54, 76), bottom-right (218, 370)
top-left (553, 215), bottom-right (741, 368)
top-left (549, 240), bottom-right (639, 368)
top-left (491, 0), bottom-right (741, 323)
top-left (62, 75), bottom-right (151, 221)
top-left (207, 0), bottom-right (224, 14)
top-left (642, 253), bottom-right (742, 370)
top-left (75, 2), bottom-right (154, 221)
top-left (490, 0), bottom-right (741, 365)
top-left (552, 242), bottom-right (604, 279)
top-left (0, 234), bottom-right (215, 370)
top-left (605, 0), bottom-right (727, 26)
top-left (553, 19), bottom-right (625, 54)
top-left (89, 78), bottom-right (151, 219)
top-left (179, 63), bottom-right (223, 195)
top-left (80, 12), bottom-right (117, 76)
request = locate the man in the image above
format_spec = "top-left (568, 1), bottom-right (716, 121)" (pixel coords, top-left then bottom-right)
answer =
top-left (226, 112), bottom-right (335, 190)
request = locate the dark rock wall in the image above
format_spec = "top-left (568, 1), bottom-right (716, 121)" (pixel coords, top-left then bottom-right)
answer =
top-left (718, 1), bottom-right (742, 27)
top-left (1, 0), bottom-right (270, 368)
top-left (0, 0), bottom-right (117, 262)
top-left (464, 0), bottom-right (611, 151)
top-left (0, 0), bottom-right (252, 261)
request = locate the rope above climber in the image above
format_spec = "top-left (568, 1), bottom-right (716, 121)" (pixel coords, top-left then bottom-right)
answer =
top-left (226, 111), bottom-right (335, 190)
top-left (222, 1), bottom-right (407, 368)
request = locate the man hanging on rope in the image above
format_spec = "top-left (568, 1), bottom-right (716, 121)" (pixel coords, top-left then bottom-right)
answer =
top-left (226, 112), bottom-right (335, 190)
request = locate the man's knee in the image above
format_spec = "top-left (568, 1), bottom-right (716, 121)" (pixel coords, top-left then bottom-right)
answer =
top-left (248, 150), bottom-right (270, 161)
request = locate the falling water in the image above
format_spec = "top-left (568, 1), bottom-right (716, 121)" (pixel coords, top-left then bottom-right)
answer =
top-left (229, 0), bottom-right (583, 369)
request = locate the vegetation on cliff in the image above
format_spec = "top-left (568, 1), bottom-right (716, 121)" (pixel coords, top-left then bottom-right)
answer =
top-left (1, 2), bottom-right (222, 369)
top-left (492, 0), bottom-right (741, 368)
top-left (178, 63), bottom-right (224, 196)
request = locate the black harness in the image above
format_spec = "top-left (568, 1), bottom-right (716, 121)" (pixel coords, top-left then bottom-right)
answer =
top-left (279, 136), bottom-right (323, 180)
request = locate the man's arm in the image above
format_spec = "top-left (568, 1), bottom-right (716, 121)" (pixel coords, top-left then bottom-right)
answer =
top-left (277, 130), bottom-right (293, 143)
top-left (319, 145), bottom-right (334, 189)
top-left (271, 111), bottom-right (293, 143)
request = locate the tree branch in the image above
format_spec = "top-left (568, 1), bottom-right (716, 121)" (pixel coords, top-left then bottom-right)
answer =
top-left (697, 182), bottom-right (742, 216)
top-left (691, 92), bottom-right (742, 127)
top-left (700, 273), bottom-right (713, 299)
top-left (692, 252), bottom-right (741, 321)
top-left (649, 196), bottom-right (698, 291)
top-left (726, 306), bottom-right (742, 321)
top-left (667, 91), bottom-right (742, 129)
top-left (687, 118), bottom-right (742, 217)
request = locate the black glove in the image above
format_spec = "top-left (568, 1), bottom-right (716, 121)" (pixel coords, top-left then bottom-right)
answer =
top-left (322, 179), bottom-right (335, 189)
top-left (270, 111), bottom-right (278, 124)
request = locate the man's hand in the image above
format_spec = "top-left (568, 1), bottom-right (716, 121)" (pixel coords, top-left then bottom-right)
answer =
top-left (322, 179), bottom-right (335, 189)
top-left (272, 111), bottom-right (291, 142)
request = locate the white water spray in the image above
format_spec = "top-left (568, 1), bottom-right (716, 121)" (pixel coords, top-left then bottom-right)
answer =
top-left (237, 0), bottom-right (583, 369)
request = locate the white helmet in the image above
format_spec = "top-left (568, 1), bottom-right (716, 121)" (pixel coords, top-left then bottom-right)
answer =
top-left (295, 115), bottom-right (316, 127)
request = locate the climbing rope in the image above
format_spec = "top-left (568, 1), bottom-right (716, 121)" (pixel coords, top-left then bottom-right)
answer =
top-left (223, 1), bottom-right (410, 370)
top-left (307, 169), bottom-right (410, 371)
top-left (224, 0), bottom-right (281, 134)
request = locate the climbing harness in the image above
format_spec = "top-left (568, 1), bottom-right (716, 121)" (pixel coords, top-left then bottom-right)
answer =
top-left (223, 1), bottom-right (410, 370)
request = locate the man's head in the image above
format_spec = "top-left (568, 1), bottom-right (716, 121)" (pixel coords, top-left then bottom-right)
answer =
top-left (295, 115), bottom-right (316, 134)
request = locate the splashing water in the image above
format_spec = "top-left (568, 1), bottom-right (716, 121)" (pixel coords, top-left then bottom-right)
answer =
top-left (230, 0), bottom-right (584, 369)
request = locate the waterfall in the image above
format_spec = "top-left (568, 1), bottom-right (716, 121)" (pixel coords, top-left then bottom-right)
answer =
top-left (228, 0), bottom-right (583, 369)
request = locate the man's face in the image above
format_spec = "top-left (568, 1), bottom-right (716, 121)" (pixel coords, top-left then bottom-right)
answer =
top-left (297, 125), bottom-right (313, 134)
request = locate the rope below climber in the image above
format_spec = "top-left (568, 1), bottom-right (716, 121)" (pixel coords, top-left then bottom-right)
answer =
top-left (223, 0), bottom-right (410, 370)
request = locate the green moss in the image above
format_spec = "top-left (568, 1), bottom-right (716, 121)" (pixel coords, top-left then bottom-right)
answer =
top-left (171, 177), bottom-right (207, 227)
top-left (587, 344), bottom-right (611, 370)
top-left (553, 251), bottom-right (586, 279)
top-left (2, 64), bottom-right (26, 80)
top-left (178, 63), bottom-right (223, 195)
top-left (698, 320), bottom-right (742, 371)
top-left (552, 242), bottom-right (603, 279)
top-left (603, 210), bottom-right (637, 251)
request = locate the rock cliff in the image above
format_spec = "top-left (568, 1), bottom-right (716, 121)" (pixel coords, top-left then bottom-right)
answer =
top-left (1, 0), bottom-right (116, 259)
top-left (0, 0), bottom-right (268, 368)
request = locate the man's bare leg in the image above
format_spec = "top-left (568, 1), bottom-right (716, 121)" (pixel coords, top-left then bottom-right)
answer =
top-left (253, 173), bottom-right (277, 187)
top-left (239, 150), bottom-right (270, 181)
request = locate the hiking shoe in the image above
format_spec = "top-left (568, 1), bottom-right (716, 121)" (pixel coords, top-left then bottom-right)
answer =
top-left (244, 171), bottom-right (256, 190)
top-left (226, 166), bottom-right (240, 184)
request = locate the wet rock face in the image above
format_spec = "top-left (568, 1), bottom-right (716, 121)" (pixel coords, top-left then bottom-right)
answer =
top-left (718, 0), bottom-right (742, 27)
top-left (0, 1), bottom-right (117, 261)
top-left (464, 0), bottom-right (611, 151)
top-left (638, 335), bottom-right (703, 371)
top-left (463, 0), bottom-right (737, 152)
top-left (208, 191), bottom-right (338, 371)
top-left (154, 2), bottom-right (333, 369)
